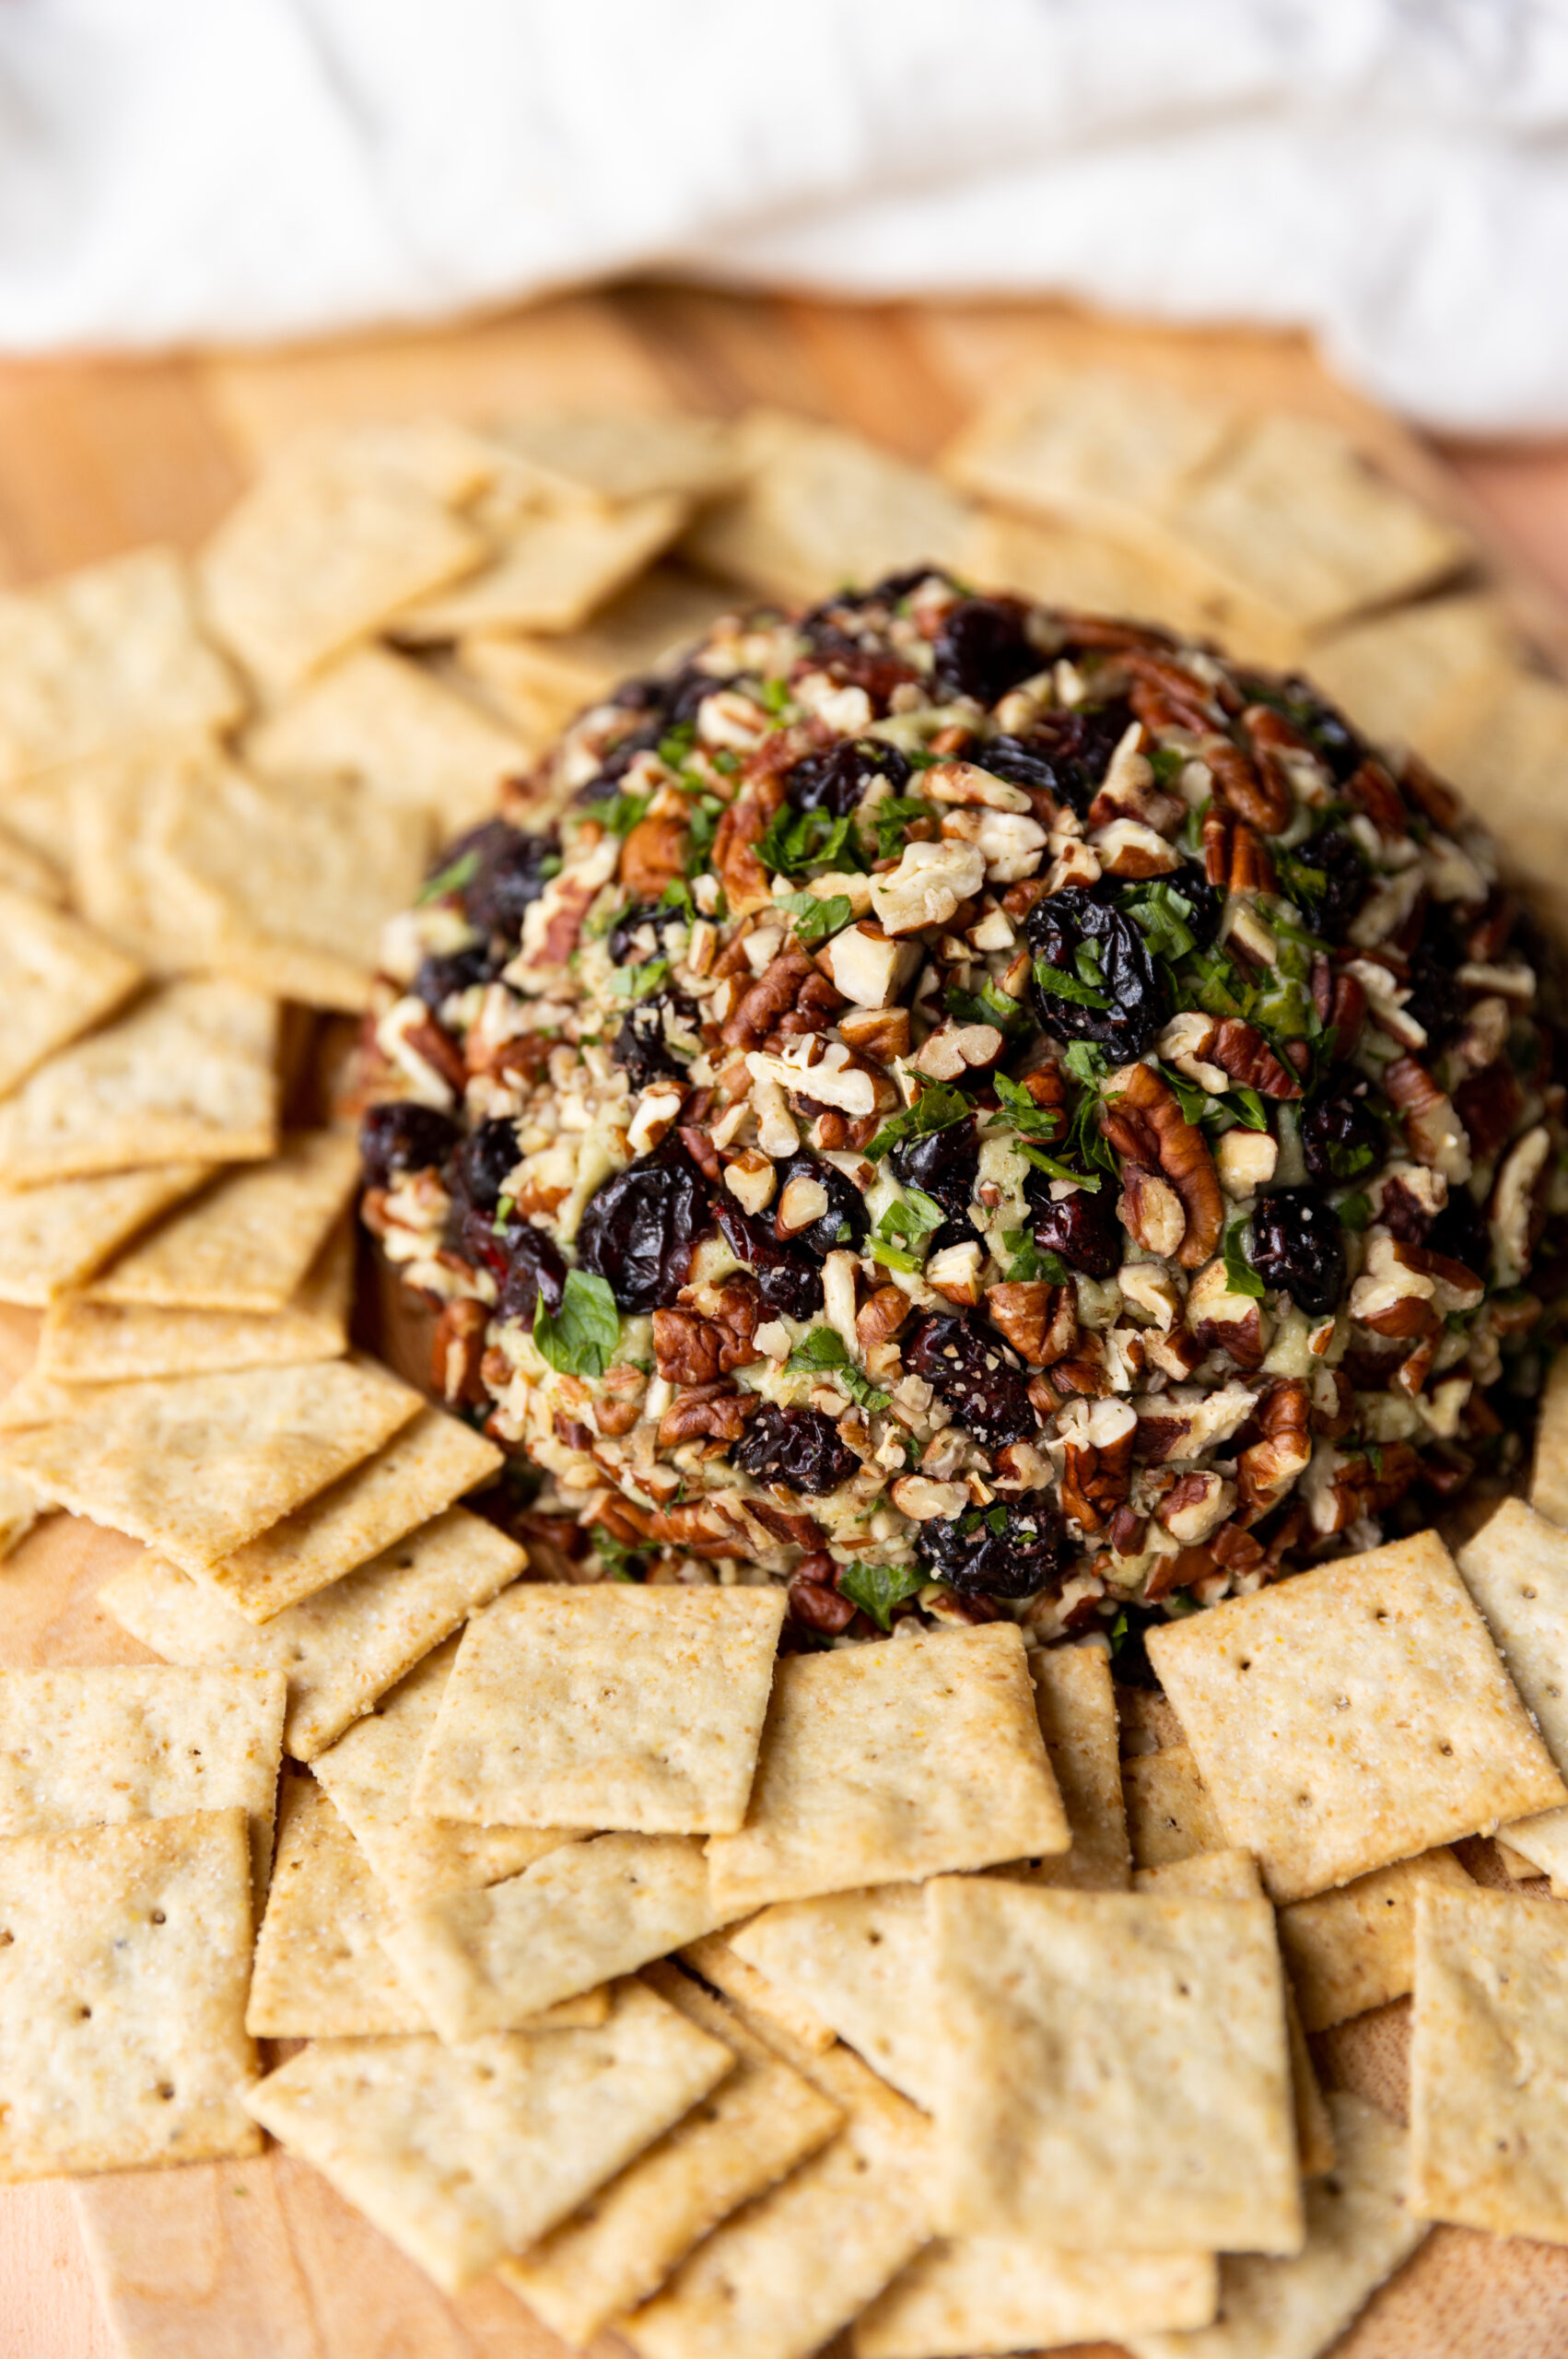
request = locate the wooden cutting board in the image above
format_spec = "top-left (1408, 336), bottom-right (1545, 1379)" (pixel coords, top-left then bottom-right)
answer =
top-left (4, 280), bottom-right (1568, 2359)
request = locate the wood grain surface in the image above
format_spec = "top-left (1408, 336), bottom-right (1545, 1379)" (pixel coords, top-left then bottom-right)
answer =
top-left (2, 280), bottom-right (1568, 2359)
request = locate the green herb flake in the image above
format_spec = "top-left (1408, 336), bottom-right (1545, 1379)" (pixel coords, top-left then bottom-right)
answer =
top-left (416, 848), bottom-right (480, 906)
top-left (1062, 1041), bottom-right (1108, 1087)
top-left (873, 794), bottom-right (936, 860)
top-left (779, 890), bottom-right (854, 948)
top-left (611, 957), bottom-right (671, 1002)
top-left (494, 1193), bottom-right (515, 1227)
top-left (784, 1324), bottom-right (890, 1413)
top-left (1122, 878), bottom-right (1199, 961)
top-left (1223, 1219), bottom-right (1267, 1301)
top-left (756, 804), bottom-right (865, 880)
top-left (1000, 1226), bottom-right (1071, 1285)
top-left (532, 1268), bottom-right (622, 1379)
top-left (591, 1523), bottom-right (647, 1583)
top-left (837, 1560), bottom-right (927, 1632)
top-left (866, 1082), bottom-right (972, 1161)
top-left (1033, 959), bottom-right (1109, 1011)
top-left (1336, 1191), bottom-right (1373, 1233)
top-left (945, 974), bottom-right (1029, 1034)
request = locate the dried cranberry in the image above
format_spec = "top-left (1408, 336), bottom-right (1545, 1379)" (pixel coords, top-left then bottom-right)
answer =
top-left (1404, 933), bottom-right (1464, 1051)
top-left (1292, 827), bottom-right (1367, 938)
top-left (1249, 1189), bottom-right (1345, 1317)
top-left (932, 596), bottom-right (1040, 705)
top-left (457, 822), bottom-right (560, 940)
top-left (1107, 1599), bottom-right (1168, 1687)
top-left (577, 1135), bottom-right (706, 1313)
top-left (1300, 1076), bottom-right (1382, 1189)
top-left (1024, 887), bottom-right (1164, 1060)
top-left (1028, 1180), bottom-right (1121, 1277)
top-left (1266, 679), bottom-right (1365, 785)
top-left (495, 1220), bottom-right (568, 1323)
top-left (774, 1152), bottom-right (869, 1258)
top-left (914, 1492), bottom-right (1065, 1599)
top-left (1167, 864), bottom-right (1223, 944)
top-left (611, 990), bottom-right (699, 1090)
top-left (980, 700), bottom-right (1136, 816)
top-left (359, 1102), bottom-right (460, 1190)
top-left (607, 899), bottom-right (689, 964)
top-left (904, 1313), bottom-right (1038, 1452)
top-left (452, 1118), bottom-right (521, 1214)
top-left (712, 1197), bottom-right (824, 1319)
top-left (889, 1117), bottom-right (979, 1228)
top-left (733, 1403), bottom-right (859, 1496)
top-left (783, 740), bottom-right (912, 819)
top-left (413, 944), bottom-right (497, 1011)
top-left (1429, 1188), bottom-right (1491, 1279)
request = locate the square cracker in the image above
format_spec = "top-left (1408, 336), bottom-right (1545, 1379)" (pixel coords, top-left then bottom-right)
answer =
top-left (247, 1773), bottom-right (426, 2038)
top-left (1278, 1848), bottom-right (1473, 2033)
top-left (677, 1932), bottom-right (836, 2056)
top-left (413, 1582), bottom-right (786, 1837)
top-left (730, 1887), bottom-right (937, 2110)
top-left (1126, 2090), bottom-right (1429, 2359)
top-left (0, 1663), bottom-right (285, 1906)
top-left (1134, 1849), bottom-right (1335, 2181)
top-left (499, 1960), bottom-right (842, 2347)
top-left (0, 1353), bottom-right (421, 1567)
top-left (244, 643), bottom-right (526, 831)
top-left (98, 1505), bottom-right (523, 1760)
top-left (0, 978), bottom-right (278, 1186)
top-left (851, 2236), bottom-right (1216, 2359)
top-left (1146, 1531), bottom-right (1566, 1903)
top-left (928, 1878), bottom-right (1303, 2254)
top-left (202, 1405), bottom-right (503, 1624)
top-left (0, 1807), bottom-right (259, 2180)
top-left (394, 491), bottom-right (689, 640)
top-left (312, 1634), bottom-right (580, 1907)
top-left (0, 1164), bottom-right (214, 1306)
top-left (245, 1775), bottom-right (606, 2042)
top-left (37, 1215), bottom-right (351, 1382)
top-left (147, 760), bottom-right (430, 1014)
top-left (1307, 593), bottom-right (1519, 757)
top-left (683, 409), bottom-right (971, 605)
top-left (1410, 1882), bottom-right (1568, 2244)
top-left (65, 742), bottom-right (249, 972)
top-left (242, 1978), bottom-right (733, 2294)
top-left (622, 2021), bottom-right (933, 2359)
top-left (200, 445), bottom-right (486, 694)
top-left (1122, 1741), bottom-right (1226, 1870)
top-left (457, 564), bottom-right (733, 734)
top-left (704, 1624), bottom-right (1067, 1916)
top-left (1534, 1346), bottom-right (1568, 1526)
top-left (491, 411), bottom-right (741, 507)
top-left (1457, 1496), bottom-right (1568, 1880)
top-left (86, 1128), bottom-right (358, 1311)
top-left (1008, 1643), bottom-right (1130, 1891)
top-left (0, 886), bottom-right (143, 1102)
top-left (0, 545), bottom-right (241, 785)
top-left (1162, 412), bottom-right (1469, 634)
top-left (387, 1833), bottom-right (726, 2044)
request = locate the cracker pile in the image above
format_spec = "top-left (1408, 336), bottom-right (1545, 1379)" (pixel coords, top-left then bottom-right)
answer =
top-left (0, 389), bottom-right (1566, 2356)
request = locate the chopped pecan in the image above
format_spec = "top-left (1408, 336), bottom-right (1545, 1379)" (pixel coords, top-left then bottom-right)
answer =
top-left (403, 1016), bottom-right (466, 1096)
top-left (652, 1282), bottom-right (763, 1386)
top-left (1344, 757), bottom-right (1410, 839)
top-left (748, 1498), bottom-right (826, 1550)
top-left (619, 813), bottom-right (688, 899)
top-left (650, 1496), bottom-right (751, 1559)
top-left (1238, 705), bottom-right (1312, 829)
top-left (984, 1280), bottom-right (1077, 1367)
top-left (1156, 1469), bottom-right (1236, 1544)
top-left (1398, 752), bottom-right (1462, 833)
top-left (1310, 1365), bottom-right (1355, 1440)
top-left (1106, 1061), bottom-right (1223, 1270)
top-left (1117, 1167), bottom-right (1187, 1258)
top-left (1210, 1518), bottom-right (1267, 1574)
top-left (525, 870), bottom-right (603, 970)
top-left (1144, 1543), bottom-right (1217, 1602)
top-left (1207, 733), bottom-right (1290, 836)
top-left (857, 1285), bottom-right (910, 1351)
top-left (839, 1005), bottom-right (912, 1061)
top-left (592, 1496), bottom-right (654, 1547)
top-left (553, 1410), bottom-right (594, 1452)
top-left (788, 1575), bottom-right (858, 1636)
top-left (722, 945), bottom-right (842, 1051)
top-left (594, 1363), bottom-right (648, 1438)
top-left (1047, 1333), bottom-right (1114, 1398)
top-left (713, 772), bottom-right (788, 916)
top-left (1310, 956), bottom-right (1367, 1060)
top-left (677, 1124), bottom-right (722, 1181)
top-left (431, 1298), bottom-right (488, 1406)
top-left (1125, 653), bottom-right (1219, 735)
top-left (1107, 1503), bottom-right (1148, 1556)
top-left (1492, 1124), bottom-right (1551, 1289)
top-left (1384, 1054), bottom-right (1471, 1181)
top-left (1058, 1398), bottom-right (1137, 1533)
top-left (1237, 1379), bottom-right (1311, 1515)
top-left (1453, 1060), bottom-right (1524, 1165)
top-left (1187, 1257), bottom-right (1268, 1370)
top-left (1210, 1019), bottom-right (1301, 1100)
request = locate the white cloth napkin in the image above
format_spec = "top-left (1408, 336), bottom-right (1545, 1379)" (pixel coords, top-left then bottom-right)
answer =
top-left (1, 0), bottom-right (1567, 429)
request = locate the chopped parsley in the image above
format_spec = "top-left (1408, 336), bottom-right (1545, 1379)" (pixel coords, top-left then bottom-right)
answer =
top-left (1336, 1191), bottom-right (1373, 1232)
top-left (602, 788), bottom-right (654, 839)
top-left (1001, 1226), bottom-right (1071, 1285)
top-left (837, 1559), bottom-right (927, 1631)
top-left (870, 1188), bottom-right (946, 1273)
top-left (657, 721), bottom-right (697, 769)
top-left (944, 974), bottom-right (1029, 1034)
top-left (1223, 1219), bottom-right (1266, 1301)
top-left (865, 1081), bottom-right (972, 1161)
top-left (872, 793), bottom-right (936, 860)
top-left (1121, 877), bottom-right (1201, 961)
top-left (756, 804), bottom-right (866, 879)
top-left (416, 848), bottom-right (480, 905)
top-left (591, 1524), bottom-right (648, 1582)
top-left (1032, 958), bottom-right (1109, 1011)
top-left (778, 890), bottom-right (854, 948)
top-left (610, 957), bottom-right (671, 1002)
top-left (532, 1268), bottom-right (621, 1379)
top-left (785, 1324), bottom-right (891, 1413)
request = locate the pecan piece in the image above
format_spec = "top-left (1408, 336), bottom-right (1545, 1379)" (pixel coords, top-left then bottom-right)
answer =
top-left (1384, 1054), bottom-right (1471, 1182)
top-left (722, 945), bottom-right (843, 1051)
top-left (788, 1574), bottom-right (858, 1636)
top-left (984, 1280), bottom-right (1078, 1368)
top-left (404, 1016), bottom-right (466, 1097)
top-left (748, 1498), bottom-right (826, 1550)
top-left (619, 812), bottom-right (688, 899)
top-left (857, 1285), bottom-right (910, 1351)
top-left (1118, 1167), bottom-right (1187, 1259)
top-left (712, 772), bottom-right (787, 917)
top-left (652, 1281), bottom-right (762, 1386)
top-left (431, 1298), bottom-right (488, 1407)
top-left (1210, 1019), bottom-right (1302, 1100)
top-left (1106, 1061), bottom-right (1223, 1270)
top-left (1310, 956), bottom-right (1366, 1060)
top-left (1344, 757), bottom-right (1410, 839)
top-left (1237, 1379), bottom-right (1311, 1515)
top-left (1207, 734), bottom-right (1290, 836)
top-left (1058, 1398), bottom-right (1137, 1533)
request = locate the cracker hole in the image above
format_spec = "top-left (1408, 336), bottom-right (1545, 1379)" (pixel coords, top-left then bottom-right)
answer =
top-left (1438, 1742), bottom-right (1455, 1757)
top-left (867, 1931), bottom-right (883, 1947)
top-left (150, 1910), bottom-right (166, 1927)
top-left (76, 2005), bottom-right (91, 2021)
top-left (1297, 1794), bottom-right (1313, 1809)
top-left (1374, 1609), bottom-right (1390, 1623)
top-left (1524, 1587), bottom-right (1539, 1600)
top-left (1237, 1660), bottom-right (1251, 1672)
top-left (0, 1930), bottom-right (12, 1947)
top-left (157, 2083), bottom-right (175, 2102)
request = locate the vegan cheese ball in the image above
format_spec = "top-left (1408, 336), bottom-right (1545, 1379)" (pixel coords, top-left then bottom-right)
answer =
top-left (357, 569), bottom-right (1565, 1653)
